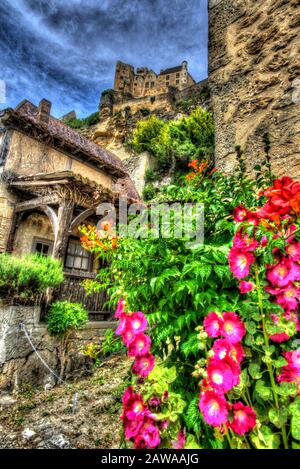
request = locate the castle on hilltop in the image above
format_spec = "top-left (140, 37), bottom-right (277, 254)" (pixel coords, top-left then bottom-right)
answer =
top-left (114, 60), bottom-right (196, 99)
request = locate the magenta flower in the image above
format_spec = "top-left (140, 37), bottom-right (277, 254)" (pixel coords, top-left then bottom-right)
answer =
top-left (270, 332), bottom-right (290, 343)
top-left (266, 258), bottom-right (300, 287)
top-left (122, 386), bottom-right (135, 406)
top-left (199, 390), bottom-right (229, 427)
top-left (134, 421), bottom-right (160, 449)
top-left (115, 298), bottom-right (125, 319)
top-left (228, 247), bottom-right (254, 279)
top-left (212, 339), bottom-right (244, 364)
top-left (286, 242), bottom-right (300, 261)
top-left (277, 349), bottom-right (300, 386)
top-left (124, 395), bottom-right (147, 420)
top-left (233, 205), bottom-right (248, 222)
top-left (275, 283), bottom-right (300, 311)
top-left (128, 333), bottom-right (151, 357)
top-left (207, 358), bottom-right (239, 393)
top-left (229, 402), bottom-right (256, 435)
top-left (127, 311), bottom-right (148, 334)
top-left (122, 327), bottom-right (135, 347)
top-left (148, 397), bottom-right (161, 407)
top-left (239, 281), bottom-right (255, 294)
top-left (123, 417), bottom-right (144, 439)
top-left (132, 353), bottom-right (155, 378)
top-left (116, 313), bottom-right (129, 336)
top-left (233, 231), bottom-right (259, 252)
top-left (171, 429), bottom-right (186, 449)
top-left (203, 312), bottom-right (223, 338)
top-left (220, 312), bottom-right (246, 344)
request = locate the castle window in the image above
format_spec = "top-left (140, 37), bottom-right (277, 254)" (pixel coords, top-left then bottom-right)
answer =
top-left (176, 79), bottom-right (180, 84)
top-left (166, 81), bottom-right (170, 86)
top-left (176, 73), bottom-right (180, 78)
top-left (166, 75), bottom-right (170, 80)
top-left (151, 82), bottom-right (155, 88)
top-left (145, 82), bottom-right (150, 88)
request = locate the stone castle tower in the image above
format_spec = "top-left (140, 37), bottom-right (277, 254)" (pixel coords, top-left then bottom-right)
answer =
top-left (114, 60), bottom-right (195, 99)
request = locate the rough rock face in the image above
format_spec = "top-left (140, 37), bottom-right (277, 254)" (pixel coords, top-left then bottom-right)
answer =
top-left (209, 0), bottom-right (300, 176)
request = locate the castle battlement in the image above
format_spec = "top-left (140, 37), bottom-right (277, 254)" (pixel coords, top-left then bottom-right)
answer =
top-left (114, 60), bottom-right (195, 99)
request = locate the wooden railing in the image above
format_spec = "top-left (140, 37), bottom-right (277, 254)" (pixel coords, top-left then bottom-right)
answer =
top-left (54, 270), bottom-right (113, 321)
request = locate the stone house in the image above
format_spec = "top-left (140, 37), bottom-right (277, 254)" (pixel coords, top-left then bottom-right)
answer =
top-left (0, 98), bottom-right (139, 320)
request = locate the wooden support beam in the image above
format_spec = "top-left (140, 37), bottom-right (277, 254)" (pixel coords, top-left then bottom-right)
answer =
top-left (15, 195), bottom-right (60, 212)
top-left (69, 207), bottom-right (96, 232)
top-left (52, 199), bottom-right (74, 261)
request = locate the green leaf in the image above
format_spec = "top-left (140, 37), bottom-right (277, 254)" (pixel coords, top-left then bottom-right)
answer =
top-left (268, 408), bottom-right (288, 429)
top-left (250, 425), bottom-right (281, 449)
top-left (246, 321), bottom-right (257, 335)
top-left (255, 380), bottom-right (273, 401)
top-left (248, 363), bottom-right (262, 380)
top-left (289, 397), bottom-right (300, 441)
top-left (276, 382), bottom-right (298, 397)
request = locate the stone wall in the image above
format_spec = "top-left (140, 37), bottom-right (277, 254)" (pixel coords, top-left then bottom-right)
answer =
top-left (0, 303), bottom-right (115, 391)
top-left (113, 92), bottom-right (175, 115)
top-left (209, 0), bottom-right (300, 176)
top-left (0, 183), bottom-right (17, 252)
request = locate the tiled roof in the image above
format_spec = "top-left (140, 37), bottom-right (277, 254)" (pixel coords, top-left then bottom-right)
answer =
top-left (1, 100), bottom-right (127, 178)
top-left (160, 65), bottom-right (183, 76)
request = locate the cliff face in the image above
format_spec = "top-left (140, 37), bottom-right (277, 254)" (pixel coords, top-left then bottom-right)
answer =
top-left (78, 82), bottom-right (210, 195)
top-left (209, 0), bottom-right (300, 176)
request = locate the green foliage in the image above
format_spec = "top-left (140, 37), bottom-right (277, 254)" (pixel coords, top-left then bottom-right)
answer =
top-left (130, 108), bottom-right (215, 175)
top-left (142, 183), bottom-right (157, 201)
top-left (46, 301), bottom-right (88, 336)
top-left (65, 111), bottom-right (99, 129)
top-left (0, 253), bottom-right (64, 304)
top-left (101, 329), bottom-right (125, 357)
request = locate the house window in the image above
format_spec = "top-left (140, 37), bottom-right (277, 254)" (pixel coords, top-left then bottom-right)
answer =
top-left (166, 75), bottom-right (170, 80)
top-left (176, 73), bottom-right (180, 78)
top-left (151, 81), bottom-right (155, 88)
top-left (145, 82), bottom-right (150, 88)
top-left (32, 238), bottom-right (53, 256)
top-left (65, 239), bottom-right (91, 271)
top-left (176, 79), bottom-right (180, 84)
top-left (166, 81), bottom-right (170, 86)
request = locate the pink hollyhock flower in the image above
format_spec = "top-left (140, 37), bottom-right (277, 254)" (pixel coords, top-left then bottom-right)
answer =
top-left (199, 390), bottom-right (229, 427)
top-left (122, 328), bottom-right (135, 347)
top-left (127, 311), bottom-right (148, 334)
top-left (128, 333), bottom-right (151, 357)
top-left (123, 417), bottom-right (144, 439)
top-left (275, 283), bottom-right (300, 311)
top-left (266, 258), bottom-right (300, 287)
top-left (122, 386), bottom-right (135, 406)
top-left (134, 422), bottom-right (160, 449)
top-left (229, 402), bottom-right (256, 435)
top-left (270, 332), bottom-right (290, 343)
top-left (132, 353), bottom-right (155, 378)
top-left (228, 247), bottom-right (254, 279)
top-left (233, 205), bottom-right (248, 222)
top-left (158, 420), bottom-right (169, 430)
top-left (246, 212), bottom-right (259, 226)
top-left (172, 429), bottom-right (186, 449)
top-left (277, 349), bottom-right (300, 386)
top-left (261, 235), bottom-right (268, 247)
top-left (239, 281), bottom-right (255, 294)
top-left (203, 312), bottom-right (223, 338)
top-left (116, 313), bottom-right (129, 336)
top-left (220, 312), bottom-right (246, 344)
top-left (212, 339), bottom-right (245, 364)
top-left (207, 358), bottom-right (238, 393)
top-left (148, 397), bottom-right (161, 407)
top-left (233, 231), bottom-right (259, 252)
top-left (115, 298), bottom-right (126, 319)
top-left (124, 395), bottom-right (147, 420)
top-left (286, 242), bottom-right (300, 262)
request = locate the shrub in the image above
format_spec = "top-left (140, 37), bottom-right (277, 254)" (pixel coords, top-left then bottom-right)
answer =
top-left (65, 111), bottom-right (99, 129)
top-left (47, 301), bottom-right (88, 380)
top-left (142, 183), bottom-right (157, 201)
top-left (47, 301), bottom-right (88, 336)
top-left (130, 108), bottom-right (215, 176)
top-left (0, 253), bottom-right (64, 304)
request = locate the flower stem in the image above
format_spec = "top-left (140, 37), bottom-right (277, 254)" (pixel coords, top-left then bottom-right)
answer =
top-left (254, 268), bottom-right (289, 449)
top-left (225, 428), bottom-right (234, 449)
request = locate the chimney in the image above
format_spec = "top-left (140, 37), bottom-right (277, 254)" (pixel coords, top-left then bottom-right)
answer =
top-left (37, 99), bottom-right (52, 125)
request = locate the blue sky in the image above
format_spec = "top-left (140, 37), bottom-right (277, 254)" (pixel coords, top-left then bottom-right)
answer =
top-left (0, 0), bottom-right (208, 118)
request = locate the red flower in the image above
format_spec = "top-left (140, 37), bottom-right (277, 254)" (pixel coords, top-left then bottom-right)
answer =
top-left (220, 312), bottom-right (246, 344)
top-left (132, 353), bottom-right (155, 378)
top-left (233, 205), bottom-right (248, 222)
top-left (229, 402), bottom-right (256, 435)
top-left (199, 390), bottom-right (229, 427)
top-left (228, 247), bottom-right (255, 279)
top-left (207, 358), bottom-right (239, 393)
